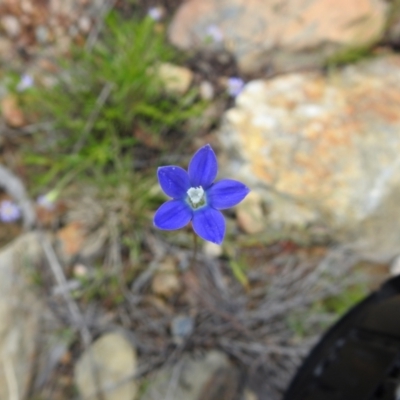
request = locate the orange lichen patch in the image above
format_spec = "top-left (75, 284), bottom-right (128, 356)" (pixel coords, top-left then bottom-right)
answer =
top-left (348, 84), bottom-right (400, 124)
top-left (57, 221), bottom-right (86, 258)
top-left (303, 80), bottom-right (325, 101)
top-left (1, 95), bottom-right (26, 128)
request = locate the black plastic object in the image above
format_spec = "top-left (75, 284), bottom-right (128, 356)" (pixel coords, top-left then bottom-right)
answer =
top-left (284, 275), bottom-right (400, 400)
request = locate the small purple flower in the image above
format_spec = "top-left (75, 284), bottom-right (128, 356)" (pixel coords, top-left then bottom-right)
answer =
top-left (17, 74), bottom-right (34, 92)
top-left (0, 200), bottom-right (20, 223)
top-left (147, 7), bottom-right (163, 21)
top-left (227, 77), bottom-right (245, 97)
top-left (205, 25), bottom-right (223, 43)
top-left (153, 144), bottom-right (250, 244)
top-left (37, 193), bottom-right (56, 211)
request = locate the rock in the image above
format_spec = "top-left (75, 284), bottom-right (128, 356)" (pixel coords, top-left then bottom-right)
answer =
top-left (236, 191), bottom-right (266, 234)
top-left (35, 26), bottom-right (50, 44)
top-left (56, 222), bottom-right (87, 261)
top-left (141, 350), bottom-right (239, 400)
top-left (168, 0), bottom-right (387, 74)
top-left (1, 15), bottom-right (21, 38)
top-left (390, 255), bottom-right (400, 276)
top-left (1, 95), bottom-right (26, 128)
top-left (218, 55), bottom-right (400, 259)
top-left (0, 38), bottom-right (12, 62)
top-left (78, 16), bottom-right (91, 33)
top-left (244, 389), bottom-right (258, 400)
top-left (74, 332), bottom-right (138, 400)
top-left (152, 256), bottom-right (181, 298)
top-left (0, 232), bottom-right (57, 400)
top-left (171, 315), bottom-right (194, 343)
top-left (203, 241), bottom-right (223, 258)
top-left (56, 194), bottom-right (109, 264)
top-left (156, 62), bottom-right (193, 95)
top-left (199, 80), bottom-right (214, 100)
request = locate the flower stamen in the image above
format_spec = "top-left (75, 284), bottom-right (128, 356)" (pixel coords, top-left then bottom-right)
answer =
top-left (187, 186), bottom-right (205, 208)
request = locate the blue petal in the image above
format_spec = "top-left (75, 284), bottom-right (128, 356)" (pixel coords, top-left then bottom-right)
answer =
top-left (192, 207), bottom-right (225, 244)
top-left (207, 179), bottom-right (250, 210)
top-left (158, 166), bottom-right (190, 199)
top-left (154, 200), bottom-right (192, 230)
top-left (188, 144), bottom-right (218, 189)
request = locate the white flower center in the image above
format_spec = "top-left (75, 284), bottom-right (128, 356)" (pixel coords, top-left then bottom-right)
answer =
top-left (187, 186), bottom-right (204, 205)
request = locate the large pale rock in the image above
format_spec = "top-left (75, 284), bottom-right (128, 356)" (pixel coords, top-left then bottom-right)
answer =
top-left (168, 0), bottom-right (387, 74)
top-left (218, 55), bottom-right (400, 259)
top-left (141, 351), bottom-right (239, 400)
top-left (0, 232), bottom-right (52, 400)
top-left (74, 332), bottom-right (138, 400)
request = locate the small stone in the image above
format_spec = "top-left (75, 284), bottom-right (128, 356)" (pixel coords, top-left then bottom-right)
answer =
top-left (56, 221), bottom-right (86, 260)
top-left (1, 95), bottom-right (25, 128)
top-left (390, 256), bottom-right (400, 276)
top-left (141, 351), bottom-right (238, 400)
top-left (73, 263), bottom-right (89, 277)
top-left (75, 332), bottom-right (138, 400)
top-left (1, 15), bottom-right (21, 38)
top-left (68, 25), bottom-right (79, 38)
top-left (244, 389), bottom-right (258, 400)
top-left (171, 315), bottom-right (194, 341)
top-left (35, 26), bottom-right (49, 44)
top-left (199, 80), bottom-right (214, 100)
top-left (203, 241), bottom-right (223, 258)
top-left (156, 62), bottom-right (193, 95)
top-left (236, 191), bottom-right (265, 234)
top-left (78, 16), bottom-right (91, 33)
top-left (151, 257), bottom-right (181, 298)
top-left (0, 38), bottom-right (12, 57)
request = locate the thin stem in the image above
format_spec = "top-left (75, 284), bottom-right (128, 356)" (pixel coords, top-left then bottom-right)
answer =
top-left (190, 231), bottom-right (198, 269)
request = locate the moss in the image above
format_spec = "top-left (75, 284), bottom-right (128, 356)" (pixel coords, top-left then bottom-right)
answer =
top-left (325, 44), bottom-right (374, 68)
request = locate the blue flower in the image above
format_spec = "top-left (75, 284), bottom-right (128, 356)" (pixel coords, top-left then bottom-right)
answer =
top-left (205, 25), bottom-right (224, 43)
top-left (17, 74), bottom-right (34, 92)
top-left (227, 77), bottom-right (245, 97)
top-left (147, 7), bottom-right (163, 21)
top-left (0, 200), bottom-right (20, 223)
top-left (153, 144), bottom-right (250, 244)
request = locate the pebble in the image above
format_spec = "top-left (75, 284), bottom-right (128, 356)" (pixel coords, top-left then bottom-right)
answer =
top-left (151, 257), bottom-right (182, 298)
top-left (1, 15), bottom-right (21, 38)
top-left (171, 315), bottom-right (194, 341)
top-left (78, 16), bottom-right (91, 33)
top-left (35, 26), bottom-right (49, 44)
top-left (1, 95), bottom-right (26, 128)
top-left (244, 389), bottom-right (258, 400)
top-left (156, 62), bottom-right (193, 95)
top-left (203, 241), bottom-right (223, 258)
top-left (390, 255), bottom-right (400, 276)
top-left (199, 80), bottom-right (214, 100)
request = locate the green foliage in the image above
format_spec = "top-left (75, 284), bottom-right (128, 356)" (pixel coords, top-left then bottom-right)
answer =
top-left (23, 12), bottom-right (204, 187)
top-left (287, 280), bottom-right (369, 339)
top-left (74, 266), bottom-right (125, 306)
top-left (229, 259), bottom-right (249, 288)
top-left (321, 281), bottom-right (368, 316)
top-left (326, 44), bottom-right (373, 68)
